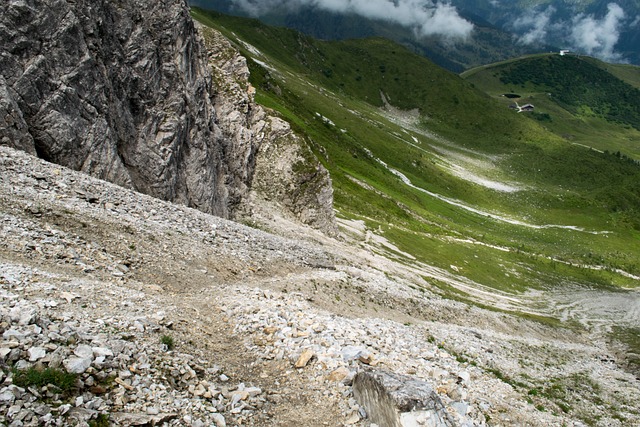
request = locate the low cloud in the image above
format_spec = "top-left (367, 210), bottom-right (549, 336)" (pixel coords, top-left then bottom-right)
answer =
top-left (512, 2), bottom-right (628, 62)
top-left (571, 3), bottom-right (625, 62)
top-left (514, 6), bottom-right (556, 45)
top-left (229, 0), bottom-right (473, 39)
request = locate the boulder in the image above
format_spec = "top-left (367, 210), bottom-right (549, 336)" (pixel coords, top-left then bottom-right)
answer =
top-left (353, 369), bottom-right (455, 427)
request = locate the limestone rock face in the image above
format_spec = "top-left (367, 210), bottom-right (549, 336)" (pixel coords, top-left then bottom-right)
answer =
top-left (0, 0), bottom-right (244, 218)
top-left (198, 26), bottom-right (338, 235)
top-left (0, 0), bottom-right (336, 233)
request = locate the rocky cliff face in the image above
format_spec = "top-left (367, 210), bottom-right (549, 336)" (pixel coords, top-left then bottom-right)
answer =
top-left (198, 26), bottom-right (338, 235)
top-left (0, 0), bottom-right (234, 216)
top-left (0, 0), bottom-right (336, 233)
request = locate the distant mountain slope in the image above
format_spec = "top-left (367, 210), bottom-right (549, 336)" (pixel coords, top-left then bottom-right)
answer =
top-left (463, 53), bottom-right (640, 159)
top-left (500, 55), bottom-right (640, 129)
top-left (189, 0), bottom-right (554, 72)
top-left (451, 0), bottom-right (640, 64)
top-left (190, 0), bottom-right (640, 68)
top-left (191, 9), bottom-right (547, 152)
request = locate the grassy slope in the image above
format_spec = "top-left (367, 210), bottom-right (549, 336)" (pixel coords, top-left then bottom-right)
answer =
top-left (462, 54), bottom-right (640, 160)
top-left (192, 9), bottom-right (640, 300)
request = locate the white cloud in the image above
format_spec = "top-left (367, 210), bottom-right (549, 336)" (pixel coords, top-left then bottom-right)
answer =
top-left (570, 3), bottom-right (625, 62)
top-left (514, 5), bottom-right (556, 45)
top-left (230, 0), bottom-right (473, 39)
top-left (511, 2), bottom-right (629, 62)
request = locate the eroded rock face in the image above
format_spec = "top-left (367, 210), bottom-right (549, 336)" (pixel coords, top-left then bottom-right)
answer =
top-left (0, 0), bottom-right (336, 233)
top-left (0, 0), bottom-right (248, 217)
top-left (199, 25), bottom-right (338, 235)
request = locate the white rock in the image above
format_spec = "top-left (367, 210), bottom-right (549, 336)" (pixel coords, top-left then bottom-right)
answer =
top-left (245, 386), bottom-right (262, 397)
top-left (7, 403), bottom-right (22, 418)
top-left (14, 360), bottom-right (31, 370)
top-left (3, 329), bottom-right (25, 341)
top-left (452, 402), bottom-right (469, 416)
top-left (19, 309), bottom-right (37, 325)
top-left (457, 371), bottom-right (471, 384)
top-left (0, 389), bottom-right (15, 405)
top-left (63, 356), bottom-right (93, 374)
top-left (58, 404), bottom-right (72, 415)
top-left (74, 344), bottom-right (94, 359)
top-left (28, 346), bottom-right (47, 361)
top-left (211, 413), bottom-right (226, 427)
top-left (133, 320), bottom-right (145, 332)
top-left (0, 348), bottom-right (12, 360)
top-left (92, 347), bottom-right (113, 358)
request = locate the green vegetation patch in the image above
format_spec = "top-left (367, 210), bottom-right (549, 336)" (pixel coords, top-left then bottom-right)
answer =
top-left (11, 367), bottom-right (77, 394)
top-left (161, 334), bottom-right (175, 350)
top-left (610, 326), bottom-right (640, 376)
top-left (497, 55), bottom-right (640, 130)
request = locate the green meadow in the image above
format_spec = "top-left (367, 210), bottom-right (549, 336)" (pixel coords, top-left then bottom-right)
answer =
top-left (192, 9), bottom-right (640, 305)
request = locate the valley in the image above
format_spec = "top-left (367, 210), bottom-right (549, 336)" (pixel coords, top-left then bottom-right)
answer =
top-left (193, 6), bottom-right (640, 394)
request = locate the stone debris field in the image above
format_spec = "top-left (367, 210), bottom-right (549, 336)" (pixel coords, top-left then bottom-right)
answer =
top-left (1, 146), bottom-right (639, 426)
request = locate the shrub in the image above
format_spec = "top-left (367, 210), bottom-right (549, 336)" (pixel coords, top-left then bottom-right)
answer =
top-left (89, 413), bottom-right (110, 427)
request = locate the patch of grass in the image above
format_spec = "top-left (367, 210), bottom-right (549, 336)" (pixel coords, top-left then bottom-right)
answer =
top-left (486, 367), bottom-right (528, 389)
top-left (89, 413), bottom-right (110, 427)
top-left (160, 335), bottom-right (175, 351)
top-left (11, 367), bottom-right (77, 394)
top-left (609, 326), bottom-right (640, 376)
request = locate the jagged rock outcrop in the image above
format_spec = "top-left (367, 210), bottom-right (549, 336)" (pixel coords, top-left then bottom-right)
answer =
top-left (0, 0), bottom-right (240, 216)
top-left (0, 0), bottom-right (336, 233)
top-left (198, 26), bottom-right (337, 235)
top-left (353, 369), bottom-right (455, 427)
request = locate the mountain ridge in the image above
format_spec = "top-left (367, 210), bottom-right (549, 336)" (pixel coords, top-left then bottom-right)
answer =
top-left (190, 0), bottom-right (640, 68)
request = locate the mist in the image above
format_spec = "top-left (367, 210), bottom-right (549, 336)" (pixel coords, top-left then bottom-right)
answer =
top-left (571, 3), bottom-right (625, 62)
top-left (513, 2), bottom-right (629, 63)
top-left (228, 0), bottom-right (474, 39)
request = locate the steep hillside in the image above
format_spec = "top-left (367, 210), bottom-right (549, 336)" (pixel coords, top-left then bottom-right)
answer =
top-left (193, 11), bottom-right (640, 401)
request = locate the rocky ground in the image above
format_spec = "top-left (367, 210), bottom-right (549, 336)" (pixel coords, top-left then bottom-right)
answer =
top-left (1, 145), bottom-right (639, 426)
